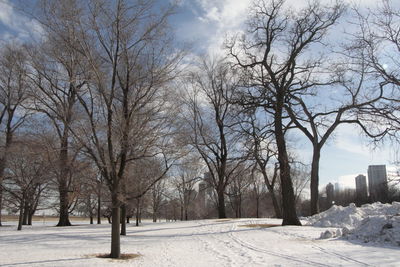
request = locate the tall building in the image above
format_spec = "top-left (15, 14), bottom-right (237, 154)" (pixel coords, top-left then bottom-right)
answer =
top-left (367, 165), bottom-right (388, 203)
top-left (326, 183), bottom-right (334, 207)
top-left (355, 174), bottom-right (368, 206)
top-left (334, 182), bottom-right (341, 199)
top-left (198, 182), bottom-right (207, 211)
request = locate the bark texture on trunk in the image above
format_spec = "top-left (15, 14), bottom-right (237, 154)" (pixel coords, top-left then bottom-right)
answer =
top-left (120, 205), bottom-right (126, 235)
top-left (310, 147), bottom-right (321, 215)
top-left (0, 188), bottom-right (3, 226)
top-left (57, 183), bottom-right (71, 226)
top-left (217, 189), bottom-right (226, 219)
top-left (28, 213), bottom-right (33, 226)
top-left (97, 193), bottom-right (101, 224)
top-left (110, 192), bottom-right (121, 258)
top-left (136, 198), bottom-right (140, 227)
top-left (56, 135), bottom-right (71, 227)
top-left (275, 105), bottom-right (301, 226)
top-left (17, 200), bottom-right (24, 231)
top-left (22, 203), bottom-right (29, 225)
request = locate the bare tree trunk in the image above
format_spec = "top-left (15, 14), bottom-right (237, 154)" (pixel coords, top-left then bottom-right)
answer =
top-left (120, 204), bottom-right (126, 235)
top-left (28, 213), bottom-right (33, 225)
top-left (275, 107), bottom-right (301, 226)
top-left (136, 198), bottom-right (140, 227)
top-left (90, 216), bottom-right (93, 224)
top-left (22, 202), bottom-right (29, 225)
top-left (57, 182), bottom-right (71, 226)
top-left (0, 149), bottom-right (10, 226)
top-left (97, 193), bottom-right (101, 224)
top-left (0, 187), bottom-right (3, 226)
top-left (238, 195), bottom-right (242, 218)
top-left (310, 147), bottom-right (321, 215)
top-left (260, 167), bottom-right (282, 218)
top-left (255, 196), bottom-right (259, 218)
top-left (217, 188), bottom-right (226, 218)
top-left (184, 205), bottom-right (188, 221)
top-left (56, 135), bottom-right (71, 227)
top-left (17, 200), bottom-right (24, 231)
top-left (110, 193), bottom-right (121, 258)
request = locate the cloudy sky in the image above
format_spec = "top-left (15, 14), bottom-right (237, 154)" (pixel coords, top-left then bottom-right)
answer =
top-left (172, 0), bottom-right (399, 189)
top-left (0, 0), bottom-right (398, 189)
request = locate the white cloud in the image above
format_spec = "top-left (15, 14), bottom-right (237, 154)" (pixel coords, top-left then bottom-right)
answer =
top-left (179, 0), bottom-right (400, 57)
top-left (0, 0), bottom-right (43, 41)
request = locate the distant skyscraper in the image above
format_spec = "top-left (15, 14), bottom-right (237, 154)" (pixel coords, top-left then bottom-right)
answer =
top-left (326, 183), bottom-right (334, 207)
top-left (355, 174), bottom-right (368, 206)
top-left (334, 182), bottom-right (341, 193)
top-left (367, 165), bottom-right (388, 203)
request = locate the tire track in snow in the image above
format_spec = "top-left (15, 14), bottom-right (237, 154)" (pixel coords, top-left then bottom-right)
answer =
top-left (193, 221), bottom-right (234, 266)
top-left (310, 244), bottom-right (371, 266)
top-left (228, 222), bottom-right (331, 267)
top-left (194, 220), bottom-right (260, 267)
top-left (267, 226), bottom-right (371, 266)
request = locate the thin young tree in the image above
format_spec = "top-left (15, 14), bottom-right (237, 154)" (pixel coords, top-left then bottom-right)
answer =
top-left (240, 112), bottom-right (282, 218)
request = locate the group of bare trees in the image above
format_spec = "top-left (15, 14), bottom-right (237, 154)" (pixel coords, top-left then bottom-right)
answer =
top-left (1, 0), bottom-right (400, 259)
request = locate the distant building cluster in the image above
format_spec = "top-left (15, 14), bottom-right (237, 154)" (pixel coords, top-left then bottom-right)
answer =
top-left (325, 165), bottom-right (389, 208)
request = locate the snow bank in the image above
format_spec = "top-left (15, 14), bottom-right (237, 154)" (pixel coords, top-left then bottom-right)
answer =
top-left (307, 202), bottom-right (400, 246)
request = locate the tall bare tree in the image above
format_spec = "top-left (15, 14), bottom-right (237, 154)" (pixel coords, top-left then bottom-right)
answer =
top-left (228, 0), bottom-right (346, 225)
top-left (240, 112), bottom-right (282, 218)
top-left (0, 44), bottom-right (30, 226)
top-left (27, 0), bottom-right (87, 226)
top-left (63, 0), bottom-right (182, 258)
top-left (172, 156), bottom-right (203, 220)
top-left (181, 57), bottom-right (246, 218)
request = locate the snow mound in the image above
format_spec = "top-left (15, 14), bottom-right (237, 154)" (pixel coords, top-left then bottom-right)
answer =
top-left (307, 202), bottom-right (400, 246)
top-left (345, 215), bottom-right (400, 246)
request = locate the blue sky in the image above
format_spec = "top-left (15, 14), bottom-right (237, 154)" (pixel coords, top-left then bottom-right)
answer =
top-left (170, 0), bottom-right (399, 189)
top-left (0, 0), bottom-right (398, 189)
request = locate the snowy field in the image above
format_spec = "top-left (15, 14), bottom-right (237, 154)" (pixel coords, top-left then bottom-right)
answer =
top-left (1, 204), bottom-right (400, 267)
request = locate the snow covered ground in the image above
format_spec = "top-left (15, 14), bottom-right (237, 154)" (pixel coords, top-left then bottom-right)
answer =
top-left (1, 211), bottom-right (399, 267)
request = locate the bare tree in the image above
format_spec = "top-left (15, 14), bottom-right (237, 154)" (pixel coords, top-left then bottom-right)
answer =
top-left (2, 138), bottom-right (50, 230)
top-left (240, 112), bottom-right (282, 218)
top-left (27, 0), bottom-right (87, 226)
top-left (350, 0), bottom-right (400, 161)
top-left (60, 0), bottom-right (183, 258)
top-left (227, 165), bottom-right (252, 218)
top-left (150, 179), bottom-right (167, 223)
top-left (181, 57), bottom-right (246, 218)
top-left (172, 156), bottom-right (203, 220)
top-left (0, 44), bottom-right (30, 226)
top-left (248, 166), bottom-right (266, 218)
top-left (227, 0), bottom-right (347, 225)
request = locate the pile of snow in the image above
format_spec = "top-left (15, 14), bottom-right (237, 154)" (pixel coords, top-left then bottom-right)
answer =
top-left (307, 202), bottom-right (400, 246)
